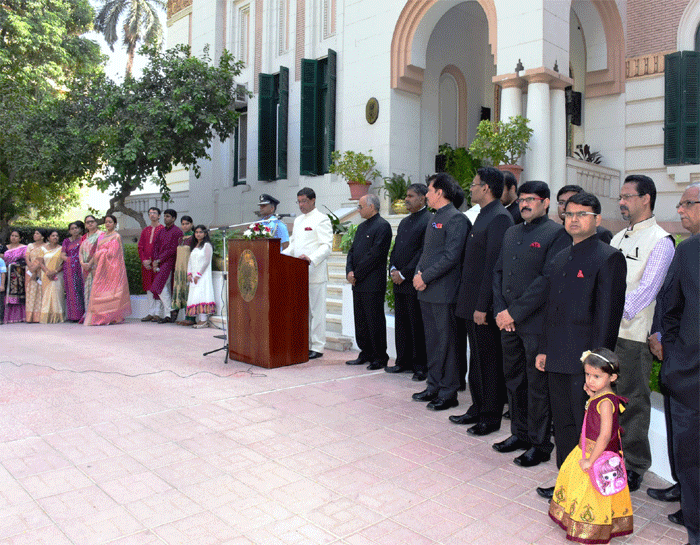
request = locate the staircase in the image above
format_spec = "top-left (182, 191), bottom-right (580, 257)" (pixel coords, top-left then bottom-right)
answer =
top-left (323, 213), bottom-right (406, 352)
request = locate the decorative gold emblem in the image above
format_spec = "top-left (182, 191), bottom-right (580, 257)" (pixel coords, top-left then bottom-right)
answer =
top-left (237, 249), bottom-right (258, 302)
top-left (366, 97), bottom-right (379, 124)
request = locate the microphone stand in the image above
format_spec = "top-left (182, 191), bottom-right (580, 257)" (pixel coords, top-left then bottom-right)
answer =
top-left (203, 225), bottom-right (234, 363)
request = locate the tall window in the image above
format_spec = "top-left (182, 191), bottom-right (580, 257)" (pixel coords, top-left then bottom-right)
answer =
top-left (664, 51), bottom-right (699, 165)
top-left (278, 0), bottom-right (289, 55)
top-left (258, 67), bottom-right (288, 180)
top-left (300, 50), bottom-right (336, 176)
top-left (233, 110), bottom-right (248, 185)
top-left (322, 0), bottom-right (336, 38)
top-left (239, 6), bottom-right (250, 65)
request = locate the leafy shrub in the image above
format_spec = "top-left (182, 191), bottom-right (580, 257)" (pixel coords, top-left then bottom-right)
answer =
top-left (123, 243), bottom-right (144, 295)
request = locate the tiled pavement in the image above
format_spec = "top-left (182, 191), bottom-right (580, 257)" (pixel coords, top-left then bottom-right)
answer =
top-left (1, 320), bottom-right (686, 544)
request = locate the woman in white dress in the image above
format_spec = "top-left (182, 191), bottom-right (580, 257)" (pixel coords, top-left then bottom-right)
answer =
top-left (186, 225), bottom-right (215, 328)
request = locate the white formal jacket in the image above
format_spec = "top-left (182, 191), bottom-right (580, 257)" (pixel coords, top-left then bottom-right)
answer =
top-left (283, 208), bottom-right (332, 284)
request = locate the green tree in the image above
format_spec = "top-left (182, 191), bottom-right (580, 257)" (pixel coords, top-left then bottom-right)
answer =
top-left (94, 44), bottom-right (244, 228)
top-left (0, 0), bottom-right (105, 239)
top-left (94, 0), bottom-right (165, 77)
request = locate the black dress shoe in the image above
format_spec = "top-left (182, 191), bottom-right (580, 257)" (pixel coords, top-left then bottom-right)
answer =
top-left (385, 365), bottom-right (411, 374)
top-left (536, 486), bottom-right (554, 499)
top-left (493, 435), bottom-right (529, 453)
top-left (367, 361), bottom-right (387, 370)
top-left (626, 470), bottom-right (643, 492)
top-left (647, 483), bottom-right (681, 502)
top-left (412, 371), bottom-right (427, 381)
top-left (514, 447), bottom-right (551, 467)
top-left (345, 357), bottom-right (368, 365)
top-left (157, 316), bottom-right (172, 323)
top-left (467, 422), bottom-right (500, 436)
top-left (427, 397), bottom-right (458, 411)
top-left (449, 412), bottom-right (479, 425)
top-left (412, 389), bottom-right (438, 402)
top-left (668, 508), bottom-right (684, 526)
top-left (308, 351), bottom-right (323, 359)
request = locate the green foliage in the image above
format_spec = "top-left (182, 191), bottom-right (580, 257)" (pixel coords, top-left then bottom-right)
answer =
top-left (340, 224), bottom-right (357, 254)
top-left (210, 230), bottom-right (243, 264)
top-left (324, 207), bottom-right (350, 234)
top-left (438, 144), bottom-right (481, 201)
top-left (574, 144), bottom-right (603, 164)
top-left (123, 242), bottom-right (145, 295)
top-left (469, 115), bottom-right (533, 166)
top-left (384, 239), bottom-right (395, 312)
top-left (649, 358), bottom-right (661, 394)
top-left (0, 0), bottom-right (105, 238)
top-left (381, 173), bottom-right (411, 202)
top-left (94, 44), bottom-right (244, 226)
top-left (329, 150), bottom-right (381, 184)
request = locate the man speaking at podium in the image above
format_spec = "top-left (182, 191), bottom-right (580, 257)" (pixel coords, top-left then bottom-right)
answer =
top-left (283, 188), bottom-right (333, 360)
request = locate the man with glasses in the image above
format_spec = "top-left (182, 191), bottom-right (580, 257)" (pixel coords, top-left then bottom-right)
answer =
top-left (609, 175), bottom-right (675, 492)
top-left (534, 192), bottom-right (626, 499)
top-left (345, 194), bottom-right (392, 370)
top-left (492, 181), bottom-right (569, 466)
top-left (556, 185), bottom-right (613, 243)
top-left (283, 188), bottom-right (333, 360)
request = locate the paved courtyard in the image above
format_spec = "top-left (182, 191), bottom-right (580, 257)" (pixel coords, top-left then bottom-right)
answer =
top-left (0, 320), bottom-right (686, 544)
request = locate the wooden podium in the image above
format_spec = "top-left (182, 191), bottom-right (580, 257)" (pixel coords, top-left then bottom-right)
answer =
top-left (228, 238), bottom-right (309, 368)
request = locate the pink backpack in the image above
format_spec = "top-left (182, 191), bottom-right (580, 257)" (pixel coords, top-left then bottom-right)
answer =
top-left (581, 406), bottom-right (627, 496)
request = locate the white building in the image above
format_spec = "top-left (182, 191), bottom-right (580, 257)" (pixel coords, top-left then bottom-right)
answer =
top-left (121, 0), bottom-right (700, 233)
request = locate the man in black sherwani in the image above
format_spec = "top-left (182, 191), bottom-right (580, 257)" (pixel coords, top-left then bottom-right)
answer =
top-left (492, 181), bottom-right (570, 466)
top-left (385, 183), bottom-right (431, 381)
top-left (452, 167), bottom-right (513, 436)
top-left (412, 173), bottom-right (470, 410)
top-left (535, 192), bottom-right (627, 499)
top-left (345, 194), bottom-right (393, 370)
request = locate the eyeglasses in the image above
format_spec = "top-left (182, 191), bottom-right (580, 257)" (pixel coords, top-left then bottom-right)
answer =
top-left (618, 193), bottom-right (640, 201)
top-left (563, 211), bottom-right (598, 219)
top-left (516, 197), bottom-right (544, 204)
top-left (472, 182), bottom-right (487, 188)
top-left (676, 200), bottom-right (700, 209)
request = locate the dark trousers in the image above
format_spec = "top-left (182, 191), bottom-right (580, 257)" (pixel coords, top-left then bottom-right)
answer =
top-left (353, 290), bottom-right (388, 364)
top-left (456, 317), bottom-right (468, 390)
top-left (663, 391), bottom-right (679, 483)
top-left (420, 301), bottom-right (460, 400)
top-left (548, 371), bottom-right (587, 468)
top-left (670, 396), bottom-right (699, 545)
top-left (466, 317), bottom-right (505, 426)
top-left (614, 338), bottom-right (653, 475)
top-left (501, 330), bottom-right (552, 452)
top-left (393, 291), bottom-right (427, 373)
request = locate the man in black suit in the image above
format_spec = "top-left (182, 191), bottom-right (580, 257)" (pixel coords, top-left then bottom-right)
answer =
top-left (412, 173), bottom-right (470, 410)
top-left (452, 167), bottom-right (513, 436)
top-left (492, 181), bottom-right (570, 466)
top-left (556, 185), bottom-right (613, 243)
top-left (535, 192), bottom-right (627, 499)
top-left (345, 194), bottom-right (393, 370)
top-left (385, 183), bottom-right (431, 381)
top-left (501, 171), bottom-right (523, 225)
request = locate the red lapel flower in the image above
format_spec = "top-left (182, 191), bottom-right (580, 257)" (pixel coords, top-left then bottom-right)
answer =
top-left (305, 227), bottom-right (313, 231)
top-left (530, 242), bottom-right (541, 248)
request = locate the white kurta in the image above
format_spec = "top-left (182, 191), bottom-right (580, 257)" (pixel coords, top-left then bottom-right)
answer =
top-left (283, 207), bottom-right (333, 352)
top-left (186, 242), bottom-right (215, 316)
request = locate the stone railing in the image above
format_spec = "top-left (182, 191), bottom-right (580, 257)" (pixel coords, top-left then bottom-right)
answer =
top-left (566, 157), bottom-right (621, 199)
top-left (626, 51), bottom-right (673, 79)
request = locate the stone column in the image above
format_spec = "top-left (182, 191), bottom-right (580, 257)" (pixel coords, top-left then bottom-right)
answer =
top-left (524, 73), bottom-right (551, 183)
top-left (493, 74), bottom-right (524, 122)
top-left (550, 80), bottom-right (568, 198)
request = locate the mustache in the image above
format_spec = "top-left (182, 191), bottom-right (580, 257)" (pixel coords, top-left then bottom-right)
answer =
top-left (521, 207), bottom-right (531, 213)
top-left (620, 206), bottom-right (628, 212)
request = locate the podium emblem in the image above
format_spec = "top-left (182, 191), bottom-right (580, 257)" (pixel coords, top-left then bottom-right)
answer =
top-left (237, 249), bottom-right (259, 302)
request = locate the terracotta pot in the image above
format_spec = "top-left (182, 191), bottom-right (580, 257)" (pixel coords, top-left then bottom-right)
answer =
top-left (347, 181), bottom-right (371, 200)
top-left (497, 164), bottom-right (523, 182)
top-left (332, 233), bottom-right (343, 252)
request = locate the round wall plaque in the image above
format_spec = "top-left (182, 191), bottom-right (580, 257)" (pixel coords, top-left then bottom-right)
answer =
top-left (366, 97), bottom-right (379, 124)
top-left (237, 249), bottom-right (259, 302)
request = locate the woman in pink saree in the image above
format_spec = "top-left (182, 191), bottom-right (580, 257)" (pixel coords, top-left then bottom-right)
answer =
top-left (84, 215), bottom-right (131, 326)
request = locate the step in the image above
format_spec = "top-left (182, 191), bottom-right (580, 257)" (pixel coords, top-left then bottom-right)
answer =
top-left (327, 298), bottom-right (343, 315)
top-left (325, 334), bottom-right (353, 352)
top-left (326, 313), bottom-right (343, 334)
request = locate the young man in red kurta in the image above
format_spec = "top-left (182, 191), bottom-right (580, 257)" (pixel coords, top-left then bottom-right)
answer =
top-left (138, 207), bottom-right (164, 322)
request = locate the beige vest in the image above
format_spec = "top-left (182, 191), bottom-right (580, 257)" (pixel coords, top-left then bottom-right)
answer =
top-left (611, 216), bottom-right (671, 342)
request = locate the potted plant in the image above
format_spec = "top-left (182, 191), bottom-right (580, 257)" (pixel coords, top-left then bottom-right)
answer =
top-left (381, 173), bottom-right (411, 214)
top-left (340, 224), bottom-right (358, 254)
top-left (325, 207), bottom-right (351, 251)
top-left (469, 115), bottom-right (533, 181)
top-left (329, 149), bottom-right (381, 200)
top-left (437, 144), bottom-right (481, 202)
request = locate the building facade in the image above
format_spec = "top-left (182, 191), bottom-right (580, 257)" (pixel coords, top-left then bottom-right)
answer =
top-left (120, 0), bottom-right (700, 232)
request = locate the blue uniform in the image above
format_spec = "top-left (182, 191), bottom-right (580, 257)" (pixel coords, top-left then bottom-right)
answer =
top-left (261, 216), bottom-right (289, 248)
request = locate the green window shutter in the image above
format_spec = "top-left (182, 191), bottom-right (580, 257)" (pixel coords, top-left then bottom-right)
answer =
top-left (323, 49), bottom-right (337, 174)
top-left (233, 122), bottom-right (240, 185)
top-left (258, 72), bottom-right (277, 181)
top-left (300, 59), bottom-right (320, 175)
top-left (277, 66), bottom-right (289, 179)
top-left (681, 51), bottom-right (700, 164)
top-left (664, 52), bottom-right (682, 165)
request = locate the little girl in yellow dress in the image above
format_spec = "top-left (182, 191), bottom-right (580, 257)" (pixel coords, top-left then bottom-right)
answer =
top-left (548, 348), bottom-right (633, 543)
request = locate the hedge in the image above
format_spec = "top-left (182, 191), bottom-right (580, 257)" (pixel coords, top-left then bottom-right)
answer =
top-left (123, 243), bottom-right (145, 295)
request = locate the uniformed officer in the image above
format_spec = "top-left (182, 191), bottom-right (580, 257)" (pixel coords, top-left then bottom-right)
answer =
top-left (258, 194), bottom-right (290, 250)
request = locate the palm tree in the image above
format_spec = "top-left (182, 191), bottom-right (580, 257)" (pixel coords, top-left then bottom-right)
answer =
top-left (94, 0), bottom-right (166, 77)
